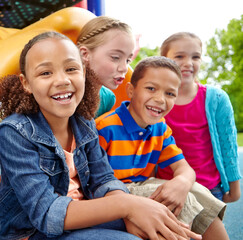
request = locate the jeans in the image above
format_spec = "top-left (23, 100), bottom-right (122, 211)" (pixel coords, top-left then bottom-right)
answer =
top-left (29, 219), bottom-right (141, 240)
top-left (210, 183), bottom-right (224, 201)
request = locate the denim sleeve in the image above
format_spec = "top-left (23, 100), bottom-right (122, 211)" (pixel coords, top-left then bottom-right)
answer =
top-left (0, 124), bottom-right (71, 237)
top-left (47, 196), bottom-right (72, 236)
top-left (94, 179), bottom-right (129, 198)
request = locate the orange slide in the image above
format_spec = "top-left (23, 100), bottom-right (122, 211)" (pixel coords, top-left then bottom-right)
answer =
top-left (0, 7), bottom-right (132, 109)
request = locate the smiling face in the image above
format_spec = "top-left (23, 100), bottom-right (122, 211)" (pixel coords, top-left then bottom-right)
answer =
top-left (126, 67), bottom-right (180, 128)
top-left (166, 37), bottom-right (202, 86)
top-left (80, 29), bottom-right (135, 90)
top-left (20, 38), bottom-right (85, 125)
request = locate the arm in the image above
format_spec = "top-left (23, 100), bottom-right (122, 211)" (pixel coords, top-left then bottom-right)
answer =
top-left (0, 124), bottom-right (71, 237)
top-left (113, 190), bottom-right (201, 240)
top-left (150, 159), bottom-right (195, 217)
top-left (223, 180), bottom-right (241, 202)
top-left (212, 89), bottom-right (241, 198)
top-left (65, 190), bottom-right (202, 240)
top-left (149, 124), bottom-right (195, 216)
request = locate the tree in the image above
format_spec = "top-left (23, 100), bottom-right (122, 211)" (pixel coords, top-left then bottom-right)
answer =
top-left (130, 46), bottom-right (160, 69)
top-left (202, 15), bottom-right (243, 131)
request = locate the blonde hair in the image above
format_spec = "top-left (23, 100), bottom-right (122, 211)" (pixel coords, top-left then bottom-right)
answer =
top-left (76, 16), bottom-right (132, 50)
top-left (160, 32), bottom-right (202, 57)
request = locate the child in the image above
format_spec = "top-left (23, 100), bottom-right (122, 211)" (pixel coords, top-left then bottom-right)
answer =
top-left (0, 32), bottom-right (202, 240)
top-left (96, 56), bottom-right (229, 239)
top-left (76, 16), bottom-right (135, 117)
top-left (158, 32), bottom-right (241, 203)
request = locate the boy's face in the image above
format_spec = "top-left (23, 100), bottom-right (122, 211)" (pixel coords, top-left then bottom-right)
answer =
top-left (127, 67), bottom-right (180, 128)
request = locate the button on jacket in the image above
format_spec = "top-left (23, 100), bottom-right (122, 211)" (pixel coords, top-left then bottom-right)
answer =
top-left (0, 111), bottom-right (128, 240)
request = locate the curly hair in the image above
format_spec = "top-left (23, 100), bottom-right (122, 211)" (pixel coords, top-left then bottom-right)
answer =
top-left (0, 74), bottom-right (39, 119)
top-left (77, 68), bottom-right (100, 120)
top-left (0, 31), bottom-right (100, 120)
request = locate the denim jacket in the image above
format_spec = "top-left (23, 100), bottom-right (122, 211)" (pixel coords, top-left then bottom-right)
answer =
top-left (0, 111), bottom-right (128, 240)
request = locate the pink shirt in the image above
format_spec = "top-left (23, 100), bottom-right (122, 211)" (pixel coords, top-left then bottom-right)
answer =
top-left (158, 84), bottom-right (220, 189)
top-left (64, 137), bottom-right (84, 200)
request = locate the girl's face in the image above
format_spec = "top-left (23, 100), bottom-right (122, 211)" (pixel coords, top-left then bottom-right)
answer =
top-left (20, 38), bottom-right (85, 124)
top-left (81, 29), bottom-right (135, 90)
top-left (126, 67), bottom-right (180, 129)
top-left (166, 37), bottom-right (202, 86)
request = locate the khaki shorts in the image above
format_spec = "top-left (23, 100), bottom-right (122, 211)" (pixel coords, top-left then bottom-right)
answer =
top-left (126, 178), bottom-right (226, 234)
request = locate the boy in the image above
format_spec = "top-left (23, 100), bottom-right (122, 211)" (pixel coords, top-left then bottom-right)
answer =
top-left (96, 56), bottom-right (229, 238)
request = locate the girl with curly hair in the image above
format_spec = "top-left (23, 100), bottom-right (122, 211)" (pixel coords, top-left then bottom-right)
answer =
top-left (0, 31), bottom-right (201, 240)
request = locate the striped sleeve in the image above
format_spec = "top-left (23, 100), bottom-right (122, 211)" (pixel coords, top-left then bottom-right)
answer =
top-left (95, 111), bottom-right (121, 151)
top-left (158, 123), bottom-right (184, 168)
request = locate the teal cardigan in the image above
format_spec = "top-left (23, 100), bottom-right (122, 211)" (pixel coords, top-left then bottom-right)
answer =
top-left (205, 85), bottom-right (242, 193)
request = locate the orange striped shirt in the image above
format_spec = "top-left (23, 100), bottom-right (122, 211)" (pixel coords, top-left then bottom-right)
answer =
top-left (96, 101), bottom-right (184, 183)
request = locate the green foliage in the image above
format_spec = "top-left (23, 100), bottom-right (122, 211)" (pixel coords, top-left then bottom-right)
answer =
top-left (202, 15), bottom-right (243, 131)
top-left (130, 46), bottom-right (160, 69)
top-left (237, 132), bottom-right (243, 146)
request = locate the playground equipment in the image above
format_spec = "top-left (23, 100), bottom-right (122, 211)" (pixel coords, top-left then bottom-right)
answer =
top-left (0, 7), bottom-right (95, 77)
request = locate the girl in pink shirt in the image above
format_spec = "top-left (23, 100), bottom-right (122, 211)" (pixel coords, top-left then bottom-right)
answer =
top-left (157, 32), bottom-right (241, 203)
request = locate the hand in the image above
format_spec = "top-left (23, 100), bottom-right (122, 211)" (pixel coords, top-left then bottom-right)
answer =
top-left (149, 177), bottom-right (189, 217)
top-left (125, 218), bottom-right (202, 240)
top-left (178, 222), bottom-right (202, 240)
top-left (124, 195), bottom-right (202, 240)
top-left (223, 180), bottom-right (241, 203)
top-left (124, 218), bottom-right (148, 239)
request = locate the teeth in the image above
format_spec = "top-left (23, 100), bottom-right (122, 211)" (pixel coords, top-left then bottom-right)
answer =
top-left (52, 93), bottom-right (72, 99)
top-left (115, 77), bottom-right (124, 81)
top-left (147, 106), bottom-right (162, 113)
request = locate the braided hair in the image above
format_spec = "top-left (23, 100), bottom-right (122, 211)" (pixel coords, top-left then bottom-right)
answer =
top-left (76, 16), bottom-right (132, 50)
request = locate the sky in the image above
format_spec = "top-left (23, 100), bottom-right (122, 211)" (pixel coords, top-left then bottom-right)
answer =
top-left (105, 0), bottom-right (243, 50)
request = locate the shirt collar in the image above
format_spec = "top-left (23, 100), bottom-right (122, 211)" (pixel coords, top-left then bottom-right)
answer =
top-left (116, 101), bottom-right (152, 135)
